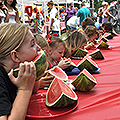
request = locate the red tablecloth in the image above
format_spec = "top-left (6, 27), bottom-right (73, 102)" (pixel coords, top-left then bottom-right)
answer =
top-left (27, 35), bottom-right (120, 120)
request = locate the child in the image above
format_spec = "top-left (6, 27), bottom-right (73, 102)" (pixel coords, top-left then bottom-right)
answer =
top-left (0, 23), bottom-right (53, 119)
top-left (33, 33), bottom-right (49, 52)
top-left (64, 31), bottom-right (87, 58)
top-left (84, 25), bottom-right (99, 50)
top-left (47, 36), bottom-right (71, 69)
top-left (99, 22), bottom-right (113, 36)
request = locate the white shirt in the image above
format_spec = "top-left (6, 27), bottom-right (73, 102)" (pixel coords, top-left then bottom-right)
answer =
top-left (67, 16), bottom-right (79, 28)
top-left (49, 7), bottom-right (60, 31)
top-left (0, 11), bottom-right (6, 24)
top-left (8, 9), bottom-right (16, 23)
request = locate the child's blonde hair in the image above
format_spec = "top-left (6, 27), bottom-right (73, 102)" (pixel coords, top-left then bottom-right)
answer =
top-left (84, 25), bottom-right (99, 39)
top-left (64, 31), bottom-right (87, 58)
top-left (33, 33), bottom-right (49, 49)
top-left (0, 23), bottom-right (29, 66)
top-left (48, 36), bottom-right (66, 50)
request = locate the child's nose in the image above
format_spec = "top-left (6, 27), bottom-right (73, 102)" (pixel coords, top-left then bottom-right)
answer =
top-left (36, 44), bottom-right (41, 51)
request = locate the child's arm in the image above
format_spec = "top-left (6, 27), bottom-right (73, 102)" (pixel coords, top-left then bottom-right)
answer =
top-left (84, 42), bottom-right (94, 50)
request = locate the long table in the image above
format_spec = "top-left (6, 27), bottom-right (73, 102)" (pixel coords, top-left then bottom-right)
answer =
top-left (26, 35), bottom-right (120, 120)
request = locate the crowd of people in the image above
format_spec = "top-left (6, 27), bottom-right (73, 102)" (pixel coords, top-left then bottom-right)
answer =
top-left (0, 0), bottom-right (120, 119)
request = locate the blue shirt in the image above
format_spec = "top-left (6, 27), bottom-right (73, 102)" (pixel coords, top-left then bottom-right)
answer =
top-left (77, 7), bottom-right (91, 25)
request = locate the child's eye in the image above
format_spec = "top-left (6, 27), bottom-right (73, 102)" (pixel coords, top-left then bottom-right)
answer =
top-left (31, 42), bottom-right (35, 47)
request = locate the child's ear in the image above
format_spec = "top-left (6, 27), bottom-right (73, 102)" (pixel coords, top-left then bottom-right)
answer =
top-left (48, 48), bottom-right (52, 55)
top-left (10, 50), bottom-right (21, 63)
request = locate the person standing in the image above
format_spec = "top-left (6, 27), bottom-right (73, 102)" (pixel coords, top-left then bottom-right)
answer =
top-left (76, 2), bottom-right (91, 26)
top-left (4, 0), bottom-right (20, 23)
top-left (47, 0), bottom-right (60, 36)
top-left (64, 3), bottom-right (77, 37)
top-left (0, 0), bottom-right (9, 24)
top-left (107, 0), bottom-right (120, 34)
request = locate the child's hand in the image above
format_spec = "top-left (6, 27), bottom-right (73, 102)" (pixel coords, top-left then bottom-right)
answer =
top-left (58, 58), bottom-right (71, 69)
top-left (39, 76), bottom-right (54, 89)
top-left (8, 61), bottom-right (36, 92)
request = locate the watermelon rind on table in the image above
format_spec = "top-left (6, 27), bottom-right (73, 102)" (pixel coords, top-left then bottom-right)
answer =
top-left (46, 66), bottom-right (68, 82)
top-left (111, 30), bottom-right (118, 37)
top-left (63, 62), bottom-right (76, 72)
top-left (97, 35), bottom-right (108, 43)
top-left (71, 69), bottom-right (97, 92)
top-left (89, 49), bottom-right (104, 59)
top-left (96, 40), bottom-right (109, 49)
top-left (46, 77), bottom-right (78, 107)
top-left (103, 33), bottom-right (113, 39)
top-left (13, 50), bottom-right (47, 81)
top-left (76, 55), bottom-right (99, 73)
top-left (73, 48), bottom-right (88, 58)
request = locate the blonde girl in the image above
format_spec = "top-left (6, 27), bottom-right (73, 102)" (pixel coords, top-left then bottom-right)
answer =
top-left (0, 23), bottom-right (52, 119)
top-left (64, 31), bottom-right (87, 58)
top-left (47, 36), bottom-right (71, 69)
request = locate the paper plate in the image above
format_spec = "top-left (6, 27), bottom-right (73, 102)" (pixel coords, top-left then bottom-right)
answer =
top-left (26, 90), bottom-right (78, 119)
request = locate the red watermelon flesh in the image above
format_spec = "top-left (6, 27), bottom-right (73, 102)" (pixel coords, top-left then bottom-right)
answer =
top-left (82, 69), bottom-right (96, 82)
top-left (46, 77), bottom-right (77, 107)
top-left (48, 66), bottom-right (68, 81)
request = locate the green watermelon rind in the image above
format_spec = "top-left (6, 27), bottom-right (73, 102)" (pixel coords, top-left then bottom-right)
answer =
top-left (104, 33), bottom-right (113, 39)
top-left (46, 78), bottom-right (78, 107)
top-left (63, 63), bottom-right (76, 72)
top-left (89, 49), bottom-right (104, 59)
top-left (97, 40), bottom-right (109, 49)
top-left (77, 58), bottom-right (99, 73)
top-left (48, 66), bottom-right (68, 82)
top-left (72, 69), bottom-right (97, 91)
top-left (73, 48), bottom-right (88, 57)
top-left (13, 50), bottom-right (47, 81)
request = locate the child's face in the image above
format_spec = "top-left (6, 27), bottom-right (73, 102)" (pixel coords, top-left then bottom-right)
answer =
top-left (51, 44), bottom-right (65, 62)
top-left (80, 42), bottom-right (87, 49)
top-left (17, 30), bottom-right (41, 63)
top-left (89, 34), bottom-right (98, 42)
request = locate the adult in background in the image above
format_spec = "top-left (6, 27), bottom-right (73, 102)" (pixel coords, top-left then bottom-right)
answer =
top-left (47, 0), bottom-right (60, 36)
top-left (64, 3), bottom-right (77, 37)
top-left (0, 0), bottom-right (9, 24)
top-left (4, 0), bottom-right (20, 23)
top-left (107, 0), bottom-right (120, 34)
top-left (76, 2), bottom-right (91, 27)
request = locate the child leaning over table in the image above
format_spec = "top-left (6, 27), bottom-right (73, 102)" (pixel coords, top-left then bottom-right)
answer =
top-left (64, 31), bottom-right (87, 58)
top-left (0, 23), bottom-right (53, 119)
top-left (83, 25), bottom-right (99, 50)
top-left (46, 36), bottom-right (71, 70)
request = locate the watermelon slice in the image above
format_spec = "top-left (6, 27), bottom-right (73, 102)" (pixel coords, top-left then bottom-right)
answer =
top-left (111, 29), bottom-right (118, 36)
top-left (73, 48), bottom-right (88, 58)
top-left (13, 50), bottom-right (47, 81)
top-left (97, 35), bottom-right (108, 43)
top-left (47, 66), bottom-right (68, 82)
top-left (77, 55), bottom-right (99, 73)
top-left (89, 49), bottom-right (104, 59)
top-left (96, 40), bottom-right (109, 49)
top-left (62, 58), bottom-right (76, 72)
top-left (46, 77), bottom-right (78, 107)
top-left (72, 69), bottom-right (97, 91)
top-left (103, 33), bottom-right (113, 39)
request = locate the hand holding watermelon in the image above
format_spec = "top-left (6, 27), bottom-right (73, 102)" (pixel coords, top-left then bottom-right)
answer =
top-left (58, 58), bottom-right (71, 69)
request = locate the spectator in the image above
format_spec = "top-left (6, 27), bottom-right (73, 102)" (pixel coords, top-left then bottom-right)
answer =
top-left (76, 2), bottom-right (91, 26)
top-left (107, 0), bottom-right (120, 34)
top-left (101, 2), bottom-right (109, 23)
top-left (31, 12), bottom-right (45, 34)
top-left (4, 0), bottom-right (20, 23)
top-left (47, 0), bottom-right (60, 36)
top-left (64, 3), bottom-right (77, 37)
top-left (0, 0), bottom-right (9, 24)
